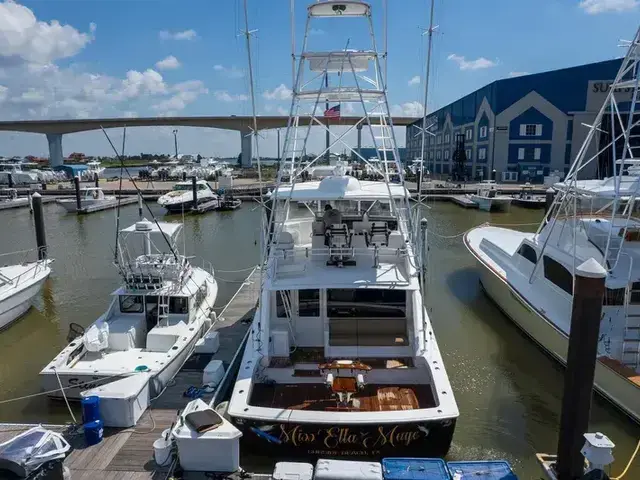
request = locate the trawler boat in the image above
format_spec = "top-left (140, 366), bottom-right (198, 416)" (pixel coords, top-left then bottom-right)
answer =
top-left (0, 254), bottom-right (51, 330)
top-left (468, 183), bottom-right (512, 212)
top-left (227, 0), bottom-right (458, 459)
top-left (40, 219), bottom-right (218, 399)
top-left (157, 180), bottom-right (219, 213)
top-left (56, 187), bottom-right (117, 213)
top-left (465, 29), bottom-right (640, 424)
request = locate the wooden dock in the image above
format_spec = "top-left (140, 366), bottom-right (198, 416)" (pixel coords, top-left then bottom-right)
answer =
top-left (76, 196), bottom-right (139, 214)
top-left (0, 268), bottom-right (260, 480)
top-left (449, 195), bottom-right (478, 209)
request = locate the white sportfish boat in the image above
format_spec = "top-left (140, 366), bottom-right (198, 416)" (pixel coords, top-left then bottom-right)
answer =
top-left (465, 28), bottom-right (640, 423)
top-left (468, 183), bottom-right (512, 212)
top-left (40, 219), bottom-right (218, 399)
top-left (226, 0), bottom-right (458, 459)
top-left (0, 254), bottom-right (51, 330)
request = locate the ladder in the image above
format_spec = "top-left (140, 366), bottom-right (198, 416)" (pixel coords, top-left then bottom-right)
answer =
top-left (270, 1), bottom-right (413, 250)
top-left (157, 294), bottom-right (170, 326)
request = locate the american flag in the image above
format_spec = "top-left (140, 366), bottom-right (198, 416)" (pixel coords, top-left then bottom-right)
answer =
top-left (324, 104), bottom-right (341, 119)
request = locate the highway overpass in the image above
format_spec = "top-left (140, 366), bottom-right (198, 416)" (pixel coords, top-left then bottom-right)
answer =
top-left (0, 115), bottom-right (417, 167)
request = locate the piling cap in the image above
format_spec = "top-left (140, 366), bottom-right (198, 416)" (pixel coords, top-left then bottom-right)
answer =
top-left (546, 187), bottom-right (555, 194)
top-left (577, 258), bottom-right (607, 279)
top-left (31, 192), bottom-right (41, 198)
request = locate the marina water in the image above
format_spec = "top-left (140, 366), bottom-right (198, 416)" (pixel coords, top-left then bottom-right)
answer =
top-left (0, 201), bottom-right (638, 477)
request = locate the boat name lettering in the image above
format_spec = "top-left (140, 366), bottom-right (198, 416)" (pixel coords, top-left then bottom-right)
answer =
top-left (592, 81), bottom-right (638, 96)
top-left (277, 424), bottom-right (422, 449)
top-left (68, 378), bottom-right (99, 389)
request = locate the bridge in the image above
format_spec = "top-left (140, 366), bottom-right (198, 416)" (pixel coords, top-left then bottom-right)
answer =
top-left (0, 115), bottom-right (417, 167)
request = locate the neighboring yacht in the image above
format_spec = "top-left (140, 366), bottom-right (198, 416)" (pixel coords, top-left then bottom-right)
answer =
top-left (226, 0), bottom-right (458, 459)
top-left (56, 187), bottom-right (117, 213)
top-left (0, 254), bottom-right (52, 330)
top-left (157, 180), bottom-right (219, 213)
top-left (40, 219), bottom-right (218, 399)
top-left (465, 28), bottom-right (640, 424)
top-left (0, 164), bottom-right (39, 185)
top-left (85, 161), bottom-right (106, 179)
top-left (468, 182), bottom-right (512, 212)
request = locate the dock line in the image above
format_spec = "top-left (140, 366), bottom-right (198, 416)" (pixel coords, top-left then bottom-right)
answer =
top-left (612, 438), bottom-right (640, 480)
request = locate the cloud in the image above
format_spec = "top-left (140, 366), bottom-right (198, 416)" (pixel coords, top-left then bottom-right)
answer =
top-left (579, 0), bottom-right (639, 13)
top-left (447, 54), bottom-right (497, 71)
top-left (391, 101), bottom-right (424, 117)
top-left (263, 83), bottom-right (292, 100)
top-left (408, 76), bottom-right (420, 86)
top-left (120, 69), bottom-right (166, 98)
top-left (153, 80), bottom-right (208, 112)
top-left (508, 71), bottom-right (530, 78)
top-left (159, 29), bottom-right (197, 41)
top-left (214, 90), bottom-right (248, 102)
top-left (213, 64), bottom-right (244, 79)
top-left (155, 55), bottom-right (181, 70)
top-left (0, 85), bottom-right (8, 103)
top-left (0, 1), bottom-right (94, 66)
top-left (309, 28), bottom-right (325, 36)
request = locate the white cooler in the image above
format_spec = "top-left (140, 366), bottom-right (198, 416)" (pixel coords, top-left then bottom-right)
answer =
top-left (172, 399), bottom-right (242, 473)
top-left (315, 459), bottom-right (382, 480)
top-left (82, 372), bottom-right (151, 428)
top-left (272, 462), bottom-right (314, 480)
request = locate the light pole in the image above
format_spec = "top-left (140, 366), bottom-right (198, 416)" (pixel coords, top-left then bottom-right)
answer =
top-left (172, 129), bottom-right (179, 159)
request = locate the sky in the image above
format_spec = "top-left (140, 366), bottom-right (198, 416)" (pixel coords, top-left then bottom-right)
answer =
top-left (0, 0), bottom-right (638, 159)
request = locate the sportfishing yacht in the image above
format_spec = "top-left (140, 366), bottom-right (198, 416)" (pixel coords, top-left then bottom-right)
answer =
top-left (226, 0), bottom-right (458, 459)
top-left (40, 219), bottom-right (218, 399)
top-left (157, 180), bottom-right (219, 213)
top-left (465, 29), bottom-right (640, 423)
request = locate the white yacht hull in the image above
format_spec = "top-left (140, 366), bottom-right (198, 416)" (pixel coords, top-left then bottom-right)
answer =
top-left (469, 195), bottom-right (511, 212)
top-left (0, 262), bottom-right (51, 331)
top-left (469, 247), bottom-right (640, 423)
top-left (56, 197), bottom-right (118, 213)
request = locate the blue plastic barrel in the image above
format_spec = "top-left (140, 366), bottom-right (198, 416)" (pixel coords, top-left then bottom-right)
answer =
top-left (84, 419), bottom-right (104, 446)
top-left (81, 395), bottom-right (101, 423)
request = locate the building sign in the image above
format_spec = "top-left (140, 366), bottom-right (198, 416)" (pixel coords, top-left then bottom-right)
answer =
top-left (586, 80), bottom-right (638, 111)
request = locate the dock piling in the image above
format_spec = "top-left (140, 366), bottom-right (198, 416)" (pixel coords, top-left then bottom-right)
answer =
top-left (555, 258), bottom-right (606, 480)
top-left (32, 192), bottom-right (47, 260)
top-left (192, 176), bottom-right (197, 208)
top-left (94, 173), bottom-right (99, 188)
top-left (545, 188), bottom-right (555, 219)
top-left (7, 173), bottom-right (13, 189)
top-left (138, 193), bottom-right (143, 219)
top-left (74, 176), bottom-right (82, 212)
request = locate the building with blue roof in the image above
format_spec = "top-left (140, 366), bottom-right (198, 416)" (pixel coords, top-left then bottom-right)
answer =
top-left (405, 58), bottom-right (632, 182)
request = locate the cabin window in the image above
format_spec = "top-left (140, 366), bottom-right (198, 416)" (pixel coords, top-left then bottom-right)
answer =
top-left (327, 289), bottom-right (406, 318)
top-left (169, 297), bottom-right (189, 314)
top-left (604, 288), bottom-right (625, 306)
top-left (275, 290), bottom-right (292, 318)
top-left (120, 295), bottom-right (144, 313)
top-left (543, 256), bottom-right (573, 295)
top-left (198, 184), bottom-right (209, 190)
top-left (517, 244), bottom-right (537, 264)
top-left (630, 282), bottom-right (640, 304)
top-left (298, 289), bottom-right (320, 317)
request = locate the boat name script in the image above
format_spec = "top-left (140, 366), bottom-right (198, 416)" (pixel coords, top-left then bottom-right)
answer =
top-left (279, 424), bottom-right (422, 449)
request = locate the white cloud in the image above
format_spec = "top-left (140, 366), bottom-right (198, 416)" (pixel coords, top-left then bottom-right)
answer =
top-left (579, 0), bottom-right (639, 13)
top-left (153, 80), bottom-right (208, 112)
top-left (391, 101), bottom-right (424, 117)
top-left (155, 55), bottom-right (181, 70)
top-left (0, 85), bottom-right (7, 102)
top-left (447, 54), bottom-right (497, 71)
top-left (159, 29), bottom-right (197, 41)
top-left (408, 76), bottom-right (420, 86)
top-left (263, 83), bottom-right (292, 100)
top-left (214, 90), bottom-right (248, 102)
top-left (0, 1), bottom-right (94, 66)
top-left (11, 88), bottom-right (45, 104)
top-left (508, 71), bottom-right (530, 78)
top-left (213, 64), bottom-right (244, 79)
top-left (120, 69), bottom-right (166, 98)
top-left (123, 111), bottom-right (138, 118)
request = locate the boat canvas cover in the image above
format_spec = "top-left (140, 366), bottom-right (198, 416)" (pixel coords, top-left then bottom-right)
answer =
top-left (0, 427), bottom-right (70, 477)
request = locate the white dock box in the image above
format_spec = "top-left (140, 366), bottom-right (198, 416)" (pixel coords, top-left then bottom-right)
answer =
top-left (202, 359), bottom-right (225, 387)
top-left (315, 459), bottom-right (383, 480)
top-left (272, 462), bottom-right (314, 480)
top-left (172, 399), bottom-right (242, 473)
top-left (82, 372), bottom-right (151, 428)
top-left (195, 330), bottom-right (220, 354)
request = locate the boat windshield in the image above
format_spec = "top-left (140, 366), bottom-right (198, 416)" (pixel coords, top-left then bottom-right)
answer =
top-left (173, 184), bottom-right (192, 191)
